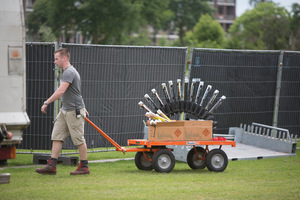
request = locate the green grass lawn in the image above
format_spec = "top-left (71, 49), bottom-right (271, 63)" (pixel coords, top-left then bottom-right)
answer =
top-left (1, 149), bottom-right (299, 200)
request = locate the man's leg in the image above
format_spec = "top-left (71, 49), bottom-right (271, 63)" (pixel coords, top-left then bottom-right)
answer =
top-left (70, 142), bottom-right (90, 175)
top-left (51, 140), bottom-right (63, 159)
top-left (35, 141), bottom-right (63, 175)
top-left (36, 110), bottom-right (67, 175)
top-left (78, 142), bottom-right (87, 160)
top-left (67, 109), bottom-right (90, 175)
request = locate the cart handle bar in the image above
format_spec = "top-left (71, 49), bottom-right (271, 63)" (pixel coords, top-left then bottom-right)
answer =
top-left (85, 117), bottom-right (126, 154)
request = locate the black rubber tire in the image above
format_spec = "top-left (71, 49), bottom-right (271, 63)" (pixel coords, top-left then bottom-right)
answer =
top-left (187, 147), bottom-right (206, 169)
top-left (0, 159), bottom-right (8, 166)
top-left (135, 152), bottom-right (153, 171)
top-left (205, 149), bottom-right (228, 172)
top-left (152, 149), bottom-right (175, 173)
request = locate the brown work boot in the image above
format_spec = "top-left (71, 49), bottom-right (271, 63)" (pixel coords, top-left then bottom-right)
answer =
top-left (36, 158), bottom-right (57, 175)
top-left (70, 161), bottom-right (90, 175)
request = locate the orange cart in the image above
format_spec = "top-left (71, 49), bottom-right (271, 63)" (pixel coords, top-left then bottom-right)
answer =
top-left (85, 117), bottom-right (236, 173)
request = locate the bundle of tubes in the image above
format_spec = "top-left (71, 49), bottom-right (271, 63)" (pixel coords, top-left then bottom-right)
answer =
top-left (138, 78), bottom-right (226, 126)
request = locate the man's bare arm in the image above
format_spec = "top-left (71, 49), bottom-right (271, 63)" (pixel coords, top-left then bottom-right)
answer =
top-left (41, 82), bottom-right (70, 114)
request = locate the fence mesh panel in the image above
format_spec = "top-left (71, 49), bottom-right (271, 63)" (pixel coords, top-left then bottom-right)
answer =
top-left (20, 44), bottom-right (300, 154)
top-left (279, 52), bottom-right (300, 136)
top-left (21, 43), bottom-right (56, 150)
top-left (48, 44), bottom-right (187, 149)
top-left (189, 49), bottom-right (279, 134)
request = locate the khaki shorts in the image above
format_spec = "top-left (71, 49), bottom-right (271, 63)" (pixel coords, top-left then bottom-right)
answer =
top-left (51, 108), bottom-right (86, 146)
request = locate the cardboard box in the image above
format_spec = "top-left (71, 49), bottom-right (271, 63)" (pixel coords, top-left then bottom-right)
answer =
top-left (148, 120), bottom-right (212, 142)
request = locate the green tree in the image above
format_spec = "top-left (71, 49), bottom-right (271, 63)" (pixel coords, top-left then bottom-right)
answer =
top-left (37, 25), bottom-right (57, 42)
top-left (227, 2), bottom-right (290, 50)
top-left (26, 0), bottom-right (51, 41)
top-left (26, 0), bottom-right (83, 42)
top-left (139, 0), bottom-right (173, 45)
top-left (249, 0), bottom-right (272, 7)
top-left (26, 0), bottom-right (214, 45)
top-left (78, 0), bottom-right (144, 44)
top-left (27, 0), bottom-right (143, 44)
top-left (290, 3), bottom-right (300, 50)
top-left (184, 14), bottom-right (225, 48)
top-left (123, 29), bottom-right (153, 46)
top-left (168, 0), bottom-right (213, 46)
top-left (27, 0), bottom-right (173, 45)
top-left (47, 0), bottom-right (81, 40)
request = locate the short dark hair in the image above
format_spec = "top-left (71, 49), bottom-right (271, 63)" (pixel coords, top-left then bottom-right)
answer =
top-left (54, 48), bottom-right (70, 60)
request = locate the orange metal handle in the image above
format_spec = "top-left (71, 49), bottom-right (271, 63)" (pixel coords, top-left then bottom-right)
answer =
top-left (85, 117), bottom-right (125, 154)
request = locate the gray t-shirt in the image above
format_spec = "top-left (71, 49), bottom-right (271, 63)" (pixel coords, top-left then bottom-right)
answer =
top-left (61, 65), bottom-right (85, 111)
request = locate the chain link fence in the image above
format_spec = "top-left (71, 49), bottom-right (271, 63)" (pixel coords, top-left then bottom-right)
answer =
top-left (189, 48), bottom-right (300, 137)
top-left (19, 43), bottom-right (300, 154)
top-left (21, 43), bottom-right (187, 153)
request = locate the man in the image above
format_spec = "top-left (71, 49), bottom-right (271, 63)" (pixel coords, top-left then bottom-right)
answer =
top-left (36, 48), bottom-right (90, 175)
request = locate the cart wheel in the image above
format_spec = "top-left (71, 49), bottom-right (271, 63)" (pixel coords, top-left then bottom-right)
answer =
top-left (135, 152), bottom-right (153, 171)
top-left (187, 147), bottom-right (206, 169)
top-left (152, 149), bottom-right (175, 173)
top-left (205, 149), bottom-right (228, 172)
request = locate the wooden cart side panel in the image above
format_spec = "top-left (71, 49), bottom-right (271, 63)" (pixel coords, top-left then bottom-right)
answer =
top-left (148, 120), bottom-right (213, 142)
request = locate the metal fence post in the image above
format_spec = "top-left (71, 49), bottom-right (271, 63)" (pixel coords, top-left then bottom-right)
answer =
top-left (272, 51), bottom-right (284, 130)
top-left (53, 42), bottom-right (60, 121)
top-left (182, 47), bottom-right (193, 120)
top-left (186, 47), bottom-right (193, 80)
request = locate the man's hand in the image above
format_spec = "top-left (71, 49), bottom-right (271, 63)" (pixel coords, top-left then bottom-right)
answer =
top-left (41, 104), bottom-right (48, 114)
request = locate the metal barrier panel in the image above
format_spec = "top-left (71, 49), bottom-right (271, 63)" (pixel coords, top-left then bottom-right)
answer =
top-left (61, 44), bottom-right (187, 148)
top-left (21, 43), bottom-right (56, 150)
top-left (189, 49), bottom-right (279, 134)
top-left (21, 44), bottom-right (299, 153)
top-left (279, 52), bottom-right (300, 136)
